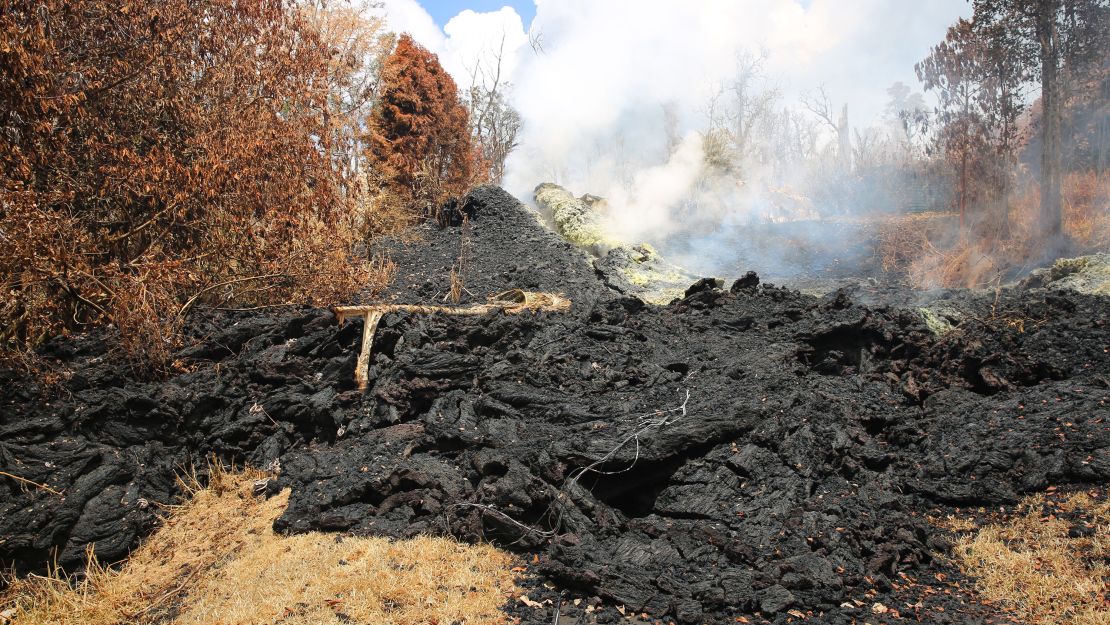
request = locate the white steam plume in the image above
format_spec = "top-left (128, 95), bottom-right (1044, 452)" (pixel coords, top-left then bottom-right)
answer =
top-left (384, 0), bottom-right (972, 276)
top-left (501, 1), bottom-right (967, 208)
top-left (601, 133), bottom-right (706, 243)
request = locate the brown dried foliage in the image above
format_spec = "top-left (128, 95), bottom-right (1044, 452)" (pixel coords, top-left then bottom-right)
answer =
top-left (365, 34), bottom-right (483, 223)
top-left (877, 171), bottom-right (1109, 289)
top-left (0, 0), bottom-right (390, 371)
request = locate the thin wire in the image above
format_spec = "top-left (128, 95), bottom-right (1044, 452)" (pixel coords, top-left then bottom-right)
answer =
top-left (446, 389), bottom-right (692, 542)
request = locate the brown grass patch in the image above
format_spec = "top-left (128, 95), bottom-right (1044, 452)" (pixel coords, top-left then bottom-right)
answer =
top-left (875, 170), bottom-right (1110, 290)
top-left (876, 212), bottom-right (1005, 289)
top-left (0, 465), bottom-right (518, 625)
top-left (947, 491), bottom-right (1108, 625)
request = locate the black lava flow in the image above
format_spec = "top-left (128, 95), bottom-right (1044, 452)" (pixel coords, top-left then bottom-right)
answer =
top-left (1, 187), bottom-right (1107, 624)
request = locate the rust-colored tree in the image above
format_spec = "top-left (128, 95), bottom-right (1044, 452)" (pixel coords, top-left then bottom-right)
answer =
top-left (365, 34), bottom-right (481, 221)
top-left (0, 0), bottom-right (389, 371)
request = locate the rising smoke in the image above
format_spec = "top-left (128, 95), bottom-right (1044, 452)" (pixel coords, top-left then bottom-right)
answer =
top-left (386, 0), bottom-right (974, 278)
top-left (502, 1), bottom-right (976, 278)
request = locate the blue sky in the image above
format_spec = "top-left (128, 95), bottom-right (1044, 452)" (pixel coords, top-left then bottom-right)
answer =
top-left (420, 0), bottom-right (535, 29)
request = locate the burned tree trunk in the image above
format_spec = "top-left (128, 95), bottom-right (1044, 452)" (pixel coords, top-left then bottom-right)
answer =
top-left (1036, 0), bottom-right (1065, 241)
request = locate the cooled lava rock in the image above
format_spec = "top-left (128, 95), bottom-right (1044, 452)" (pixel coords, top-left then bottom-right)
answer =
top-left (1, 186), bottom-right (1108, 625)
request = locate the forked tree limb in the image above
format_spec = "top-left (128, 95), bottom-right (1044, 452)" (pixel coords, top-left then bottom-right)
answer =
top-left (334, 290), bottom-right (571, 390)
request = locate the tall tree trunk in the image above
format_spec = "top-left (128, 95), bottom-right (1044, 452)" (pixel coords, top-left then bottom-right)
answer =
top-left (959, 148), bottom-right (968, 230)
top-left (837, 104), bottom-right (852, 173)
top-left (1036, 0), bottom-right (1064, 241)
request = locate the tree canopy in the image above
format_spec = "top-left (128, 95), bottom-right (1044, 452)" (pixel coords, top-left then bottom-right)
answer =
top-left (366, 34), bottom-right (481, 217)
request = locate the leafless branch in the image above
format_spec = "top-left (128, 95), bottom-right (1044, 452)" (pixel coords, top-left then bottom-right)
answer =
top-left (802, 85), bottom-right (839, 132)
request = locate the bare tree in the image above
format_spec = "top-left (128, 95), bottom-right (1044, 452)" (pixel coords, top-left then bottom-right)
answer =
top-left (802, 85), bottom-right (839, 133)
top-left (703, 51), bottom-right (781, 178)
top-left (463, 31), bottom-right (523, 183)
top-left (784, 109), bottom-right (821, 163)
top-left (802, 85), bottom-right (852, 172)
top-left (528, 26), bottom-right (545, 55)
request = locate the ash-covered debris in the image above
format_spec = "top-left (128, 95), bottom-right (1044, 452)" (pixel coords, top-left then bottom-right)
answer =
top-left (1021, 252), bottom-right (1110, 295)
top-left (533, 183), bottom-right (698, 303)
top-left (1, 186), bottom-right (1108, 625)
top-left (533, 182), bottom-right (619, 255)
top-left (595, 242), bottom-right (698, 304)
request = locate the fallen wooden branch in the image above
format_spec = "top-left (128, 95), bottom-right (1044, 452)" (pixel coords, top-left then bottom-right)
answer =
top-left (0, 470), bottom-right (63, 496)
top-left (334, 289), bottom-right (571, 390)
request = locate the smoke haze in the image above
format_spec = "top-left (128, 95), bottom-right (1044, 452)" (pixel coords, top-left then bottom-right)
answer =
top-left (380, 1), bottom-right (977, 277)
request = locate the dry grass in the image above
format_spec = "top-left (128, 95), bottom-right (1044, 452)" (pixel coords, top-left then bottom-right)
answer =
top-left (1062, 170), bottom-right (1110, 249)
top-left (876, 212), bottom-right (1004, 288)
top-left (906, 236), bottom-right (1002, 290)
top-left (875, 211), bottom-right (961, 273)
top-left (948, 491), bottom-right (1109, 625)
top-left (447, 268), bottom-right (465, 304)
top-left (0, 465), bottom-right (518, 625)
top-left (446, 215), bottom-right (472, 305)
top-left (875, 170), bottom-right (1110, 290)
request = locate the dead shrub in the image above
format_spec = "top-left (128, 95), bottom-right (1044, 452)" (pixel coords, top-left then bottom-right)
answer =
top-left (876, 216), bottom-right (923, 273)
top-left (875, 212), bottom-right (983, 286)
top-left (0, 0), bottom-right (394, 372)
top-left (356, 169), bottom-right (422, 239)
top-left (876, 213), bottom-right (951, 273)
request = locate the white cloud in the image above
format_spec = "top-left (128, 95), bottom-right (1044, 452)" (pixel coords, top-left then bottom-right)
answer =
top-left (441, 8), bottom-right (529, 89)
top-left (378, 0), bottom-right (446, 53)
top-left (376, 2), bottom-right (530, 99)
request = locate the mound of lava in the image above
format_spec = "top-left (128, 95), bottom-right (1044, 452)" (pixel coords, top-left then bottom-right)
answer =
top-left (1, 187), bottom-right (1107, 624)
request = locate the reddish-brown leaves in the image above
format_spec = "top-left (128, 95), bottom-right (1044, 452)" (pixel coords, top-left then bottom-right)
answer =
top-left (365, 34), bottom-right (482, 220)
top-left (1, 0), bottom-right (387, 371)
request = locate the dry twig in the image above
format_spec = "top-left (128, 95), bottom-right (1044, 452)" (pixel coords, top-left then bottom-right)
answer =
top-left (0, 470), bottom-right (62, 496)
